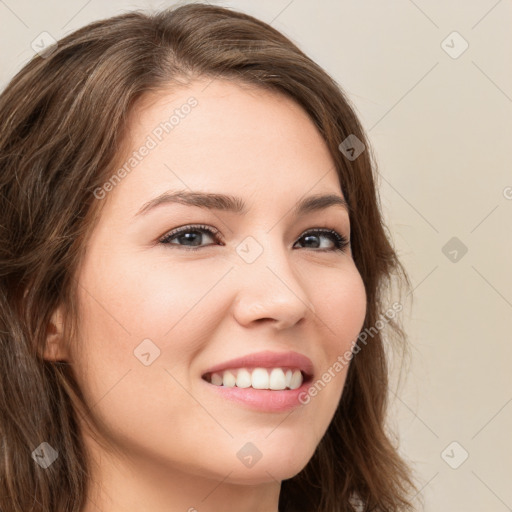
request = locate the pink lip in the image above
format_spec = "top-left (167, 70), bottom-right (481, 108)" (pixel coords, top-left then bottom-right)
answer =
top-left (200, 350), bottom-right (314, 413)
top-left (201, 350), bottom-right (314, 378)
top-left (204, 381), bottom-right (311, 412)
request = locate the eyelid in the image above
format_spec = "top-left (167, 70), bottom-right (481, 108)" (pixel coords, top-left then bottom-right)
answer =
top-left (303, 227), bottom-right (349, 245)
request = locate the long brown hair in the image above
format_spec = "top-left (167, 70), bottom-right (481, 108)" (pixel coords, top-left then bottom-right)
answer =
top-left (0, 3), bottom-right (420, 510)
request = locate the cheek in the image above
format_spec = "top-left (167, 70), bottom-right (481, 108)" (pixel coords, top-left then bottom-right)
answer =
top-left (69, 263), bottom-right (213, 461)
top-left (316, 264), bottom-right (367, 353)
top-left (299, 265), bottom-right (366, 418)
top-left (75, 253), bottom-right (218, 359)
top-left (69, 254), bottom-right (236, 430)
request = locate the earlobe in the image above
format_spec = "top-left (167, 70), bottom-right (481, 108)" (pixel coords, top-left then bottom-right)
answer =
top-left (44, 305), bottom-right (70, 361)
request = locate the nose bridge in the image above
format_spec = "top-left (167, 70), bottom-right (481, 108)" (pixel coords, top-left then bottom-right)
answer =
top-left (232, 231), bottom-right (314, 326)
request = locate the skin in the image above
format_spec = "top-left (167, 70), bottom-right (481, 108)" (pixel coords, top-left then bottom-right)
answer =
top-left (46, 78), bottom-right (367, 512)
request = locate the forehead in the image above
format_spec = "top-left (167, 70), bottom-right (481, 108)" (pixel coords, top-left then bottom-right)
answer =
top-left (106, 78), bottom-right (343, 215)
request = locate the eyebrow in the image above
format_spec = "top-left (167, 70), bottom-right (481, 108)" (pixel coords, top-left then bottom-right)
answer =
top-left (135, 190), bottom-right (350, 218)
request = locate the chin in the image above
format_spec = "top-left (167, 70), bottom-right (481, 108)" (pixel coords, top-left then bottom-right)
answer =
top-left (222, 458), bottom-right (310, 485)
top-left (218, 438), bottom-right (316, 485)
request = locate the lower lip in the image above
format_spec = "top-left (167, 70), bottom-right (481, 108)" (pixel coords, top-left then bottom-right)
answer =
top-left (202, 379), bottom-right (311, 412)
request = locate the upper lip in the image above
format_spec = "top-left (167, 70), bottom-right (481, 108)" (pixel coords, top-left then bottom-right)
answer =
top-left (201, 350), bottom-right (314, 379)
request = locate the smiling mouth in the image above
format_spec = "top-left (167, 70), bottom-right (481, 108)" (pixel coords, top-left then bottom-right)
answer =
top-left (202, 367), bottom-right (312, 391)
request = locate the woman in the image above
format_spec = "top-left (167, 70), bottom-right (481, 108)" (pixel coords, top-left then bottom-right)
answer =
top-left (0, 3), bottom-right (419, 511)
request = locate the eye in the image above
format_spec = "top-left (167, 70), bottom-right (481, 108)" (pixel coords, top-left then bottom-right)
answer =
top-left (293, 229), bottom-right (349, 252)
top-left (159, 224), bottom-right (222, 250)
top-left (158, 225), bottom-right (350, 252)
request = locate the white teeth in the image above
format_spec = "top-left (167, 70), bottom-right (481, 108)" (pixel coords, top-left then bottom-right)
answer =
top-left (207, 367), bottom-right (304, 390)
top-left (222, 370), bottom-right (236, 387)
top-left (269, 368), bottom-right (286, 390)
top-left (285, 369), bottom-right (293, 388)
top-left (289, 369), bottom-right (302, 390)
top-left (251, 368), bottom-right (269, 389)
top-left (235, 368), bottom-right (252, 388)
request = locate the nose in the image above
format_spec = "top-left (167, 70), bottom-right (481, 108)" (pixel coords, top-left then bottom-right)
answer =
top-left (231, 238), bottom-right (315, 330)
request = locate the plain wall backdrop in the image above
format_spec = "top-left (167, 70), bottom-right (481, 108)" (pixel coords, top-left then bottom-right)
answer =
top-left (1, 1), bottom-right (511, 510)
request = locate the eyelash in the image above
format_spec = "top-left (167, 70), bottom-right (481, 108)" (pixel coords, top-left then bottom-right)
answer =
top-left (158, 224), bottom-right (349, 253)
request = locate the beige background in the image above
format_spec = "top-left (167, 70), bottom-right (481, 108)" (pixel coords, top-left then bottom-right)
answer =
top-left (1, 1), bottom-right (511, 510)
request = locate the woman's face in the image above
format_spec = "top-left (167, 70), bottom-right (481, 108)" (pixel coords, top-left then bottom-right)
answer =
top-left (66, 78), bottom-right (367, 485)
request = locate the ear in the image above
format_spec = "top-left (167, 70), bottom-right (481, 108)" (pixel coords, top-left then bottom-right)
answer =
top-left (44, 305), bottom-right (70, 361)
